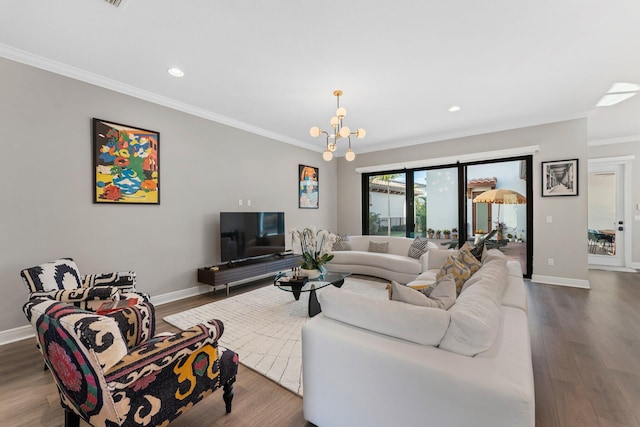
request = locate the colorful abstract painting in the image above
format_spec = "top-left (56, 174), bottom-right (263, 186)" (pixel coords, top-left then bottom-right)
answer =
top-left (93, 118), bottom-right (160, 204)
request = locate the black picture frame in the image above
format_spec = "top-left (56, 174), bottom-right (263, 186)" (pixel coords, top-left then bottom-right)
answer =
top-left (299, 164), bottom-right (319, 208)
top-left (92, 118), bottom-right (160, 204)
top-left (541, 159), bottom-right (578, 197)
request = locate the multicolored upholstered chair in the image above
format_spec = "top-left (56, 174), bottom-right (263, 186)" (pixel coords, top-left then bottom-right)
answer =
top-left (23, 298), bottom-right (238, 427)
top-left (20, 258), bottom-right (147, 310)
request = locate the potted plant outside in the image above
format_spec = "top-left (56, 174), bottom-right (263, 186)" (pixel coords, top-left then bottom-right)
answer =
top-left (427, 228), bottom-right (434, 239)
top-left (443, 229), bottom-right (451, 239)
top-left (451, 227), bottom-right (458, 239)
top-left (435, 229), bottom-right (442, 239)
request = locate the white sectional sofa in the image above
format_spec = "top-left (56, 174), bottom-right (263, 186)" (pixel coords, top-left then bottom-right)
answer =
top-left (302, 250), bottom-right (534, 427)
top-left (327, 235), bottom-right (438, 283)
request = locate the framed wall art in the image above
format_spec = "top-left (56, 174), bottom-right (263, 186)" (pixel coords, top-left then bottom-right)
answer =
top-left (93, 118), bottom-right (160, 204)
top-left (541, 159), bottom-right (578, 197)
top-left (299, 164), bottom-right (319, 208)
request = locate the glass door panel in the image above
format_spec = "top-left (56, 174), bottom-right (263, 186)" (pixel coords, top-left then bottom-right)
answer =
top-left (367, 173), bottom-right (407, 236)
top-left (423, 168), bottom-right (458, 243)
top-left (466, 160), bottom-right (528, 276)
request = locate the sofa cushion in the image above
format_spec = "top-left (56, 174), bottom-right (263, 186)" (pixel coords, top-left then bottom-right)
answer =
top-left (329, 251), bottom-right (422, 275)
top-left (333, 234), bottom-right (351, 251)
top-left (21, 258), bottom-right (82, 293)
top-left (407, 236), bottom-right (430, 259)
top-left (439, 255), bottom-right (509, 356)
top-left (390, 275), bottom-right (456, 309)
top-left (426, 248), bottom-right (459, 270)
top-left (436, 255), bottom-right (471, 294)
top-left (368, 241), bottom-right (389, 253)
top-left (318, 286), bottom-right (450, 346)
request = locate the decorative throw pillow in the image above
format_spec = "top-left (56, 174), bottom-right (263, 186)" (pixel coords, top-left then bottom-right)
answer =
top-left (436, 255), bottom-right (471, 295)
top-left (368, 241), bottom-right (389, 254)
top-left (470, 243), bottom-right (487, 262)
top-left (332, 234), bottom-right (351, 251)
top-left (389, 276), bottom-right (456, 310)
top-left (456, 248), bottom-right (482, 276)
top-left (462, 241), bottom-right (486, 262)
top-left (407, 236), bottom-right (430, 259)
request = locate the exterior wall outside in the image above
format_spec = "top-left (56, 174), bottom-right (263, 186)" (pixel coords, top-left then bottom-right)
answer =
top-left (0, 57), bottom-right (338, 332)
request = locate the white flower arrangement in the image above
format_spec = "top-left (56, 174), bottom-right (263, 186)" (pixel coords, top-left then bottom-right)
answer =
top-left (290, 227), bottom-right (337, 270)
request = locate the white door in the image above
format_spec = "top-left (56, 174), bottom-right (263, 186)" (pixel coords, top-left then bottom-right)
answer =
top-left (588, 162), bottom-right (625, 267)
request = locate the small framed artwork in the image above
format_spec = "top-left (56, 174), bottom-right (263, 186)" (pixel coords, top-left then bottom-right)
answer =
top-left (93, 118), bottom-right (160, 204)
top-left (299, 164), bottom-right (319, 209)
top-left (541, 159), bottom-right (578, 197)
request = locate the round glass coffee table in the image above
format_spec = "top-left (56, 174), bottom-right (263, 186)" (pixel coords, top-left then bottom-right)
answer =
top-left (274, 271), bottom-right (351, 317)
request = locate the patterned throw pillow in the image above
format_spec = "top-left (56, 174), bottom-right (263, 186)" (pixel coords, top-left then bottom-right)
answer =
top-left (333, 234), bottom-right (351, 251)
top-left (368, 241), bottom-right (389, 253)
top-left (436, 255), bottom-right (471, 294)
top-left (407, 236), bottom-right (430, 259)
top-left (457, 248), bottom-right (482, 275)
top-left (461, 241), bottom-right (486, 262)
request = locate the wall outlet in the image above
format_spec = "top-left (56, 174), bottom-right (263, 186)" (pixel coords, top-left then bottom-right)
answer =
top-left (546, 216), bottom-right (553, 223)
top-left (238, 199), bottom-right (243, 206)
top-left (247, 199), bottom-right (252, 206)
top-left (548, 258), bottom-right (554, 266)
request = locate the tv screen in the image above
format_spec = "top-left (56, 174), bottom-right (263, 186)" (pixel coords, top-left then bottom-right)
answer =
top-left (220, 212), bottom-right (285, 262)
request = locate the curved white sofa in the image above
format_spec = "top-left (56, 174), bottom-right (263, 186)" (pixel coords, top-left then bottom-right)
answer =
top-left (327, 236), bottom-right (438, 283)
top-left (302, 250), bottom-right (534, 427)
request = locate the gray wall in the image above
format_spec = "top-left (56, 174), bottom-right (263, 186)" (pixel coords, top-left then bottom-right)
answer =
top-left (337, 119), bottom-right (590, 284)
top-left (0, 57), bottom-right (337, 332)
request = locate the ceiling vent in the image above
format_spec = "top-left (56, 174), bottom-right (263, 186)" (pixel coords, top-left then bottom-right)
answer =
top-left (104, 0), bottom-right (128, 8)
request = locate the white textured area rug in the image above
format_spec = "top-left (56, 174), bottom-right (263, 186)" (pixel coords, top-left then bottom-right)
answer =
top-left (163, 277), bottom-right (388, 396)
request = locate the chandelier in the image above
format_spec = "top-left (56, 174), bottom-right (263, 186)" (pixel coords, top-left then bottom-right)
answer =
top-left (309, 90), bottom-right (366, 162)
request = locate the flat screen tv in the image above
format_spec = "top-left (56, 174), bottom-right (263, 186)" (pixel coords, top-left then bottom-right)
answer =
top-left (220, 212), bottom-right (285, 262)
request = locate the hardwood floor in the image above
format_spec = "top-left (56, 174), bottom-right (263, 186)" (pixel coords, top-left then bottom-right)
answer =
top-left (1, 270), bottom-right (639, 426)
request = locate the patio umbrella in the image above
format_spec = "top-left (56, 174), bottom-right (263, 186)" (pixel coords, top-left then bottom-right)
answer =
top-left (472, 188), bottom-right (527, 232)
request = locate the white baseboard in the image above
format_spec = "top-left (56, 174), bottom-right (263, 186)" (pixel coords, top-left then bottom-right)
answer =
top-left (150, 284), bottom-right (213, 306)
top-left (531, 274), bottom-right (591, 289)
top-left (589, 265), bottom-right (637, 273)
top-left (0, 325), bottom-right (34, 346)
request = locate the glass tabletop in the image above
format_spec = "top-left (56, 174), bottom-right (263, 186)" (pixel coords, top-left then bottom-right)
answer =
top-left (274, 271), bottom-right (351, 293)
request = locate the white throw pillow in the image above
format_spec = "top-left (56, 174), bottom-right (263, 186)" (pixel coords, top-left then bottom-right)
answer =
top-left (426, 248), bottom-right (459, 270)
top-left (318, 286), bottom-right (450, 346)
top-left (390, 276), bottom-right (456, 310)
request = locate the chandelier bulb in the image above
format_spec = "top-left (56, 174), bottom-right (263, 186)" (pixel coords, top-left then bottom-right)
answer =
top-left (336, 107), bottom-right (347, 119)
top-left (328, 142), bottom-right (337, 152)
top-left (323, 150), bottom-right (333, 161)
top-left (339, 126), bottom-right (351, 138)
top-left (345, 149), bottom-right (356, 162)
top-left (310, 126), bottom-right (321, 138)
top-left (356, 128), bottom-right (366, 139)
top-left (330, 116), bottom-right (339, 127)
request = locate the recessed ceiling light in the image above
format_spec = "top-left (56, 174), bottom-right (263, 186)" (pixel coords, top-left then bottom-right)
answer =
top-left (448, 105), bottom-right (461, 112)
top-left (167, 67), bottom-right (185, 77)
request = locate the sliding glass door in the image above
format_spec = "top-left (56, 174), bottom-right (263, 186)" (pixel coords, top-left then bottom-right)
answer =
top-left (362, 157), bottom-right (532, 277)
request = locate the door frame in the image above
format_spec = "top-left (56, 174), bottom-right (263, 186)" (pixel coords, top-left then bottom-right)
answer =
top-left (588, 156), bottom-right (634, 270)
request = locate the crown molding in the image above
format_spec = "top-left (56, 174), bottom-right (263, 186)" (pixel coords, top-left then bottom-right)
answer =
top-left (588, 134), bottom-right (640, 146)
top-left (0, 43), bottom-right (320, 152)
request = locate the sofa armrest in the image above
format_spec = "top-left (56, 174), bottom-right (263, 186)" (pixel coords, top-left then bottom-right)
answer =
top-left (31, 286), bottom-right (118, 304)
top-left (105, 320), bottom-right (226, 383)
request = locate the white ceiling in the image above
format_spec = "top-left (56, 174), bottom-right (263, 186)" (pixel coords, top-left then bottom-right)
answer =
top-left (2, 0), bottom-right (640, 156)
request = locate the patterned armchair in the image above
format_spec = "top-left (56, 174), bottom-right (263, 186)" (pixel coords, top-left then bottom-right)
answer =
top-left (20, 258), bottom-right (147, 310)
top-left (23, 298), bottom-right (238, 427)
